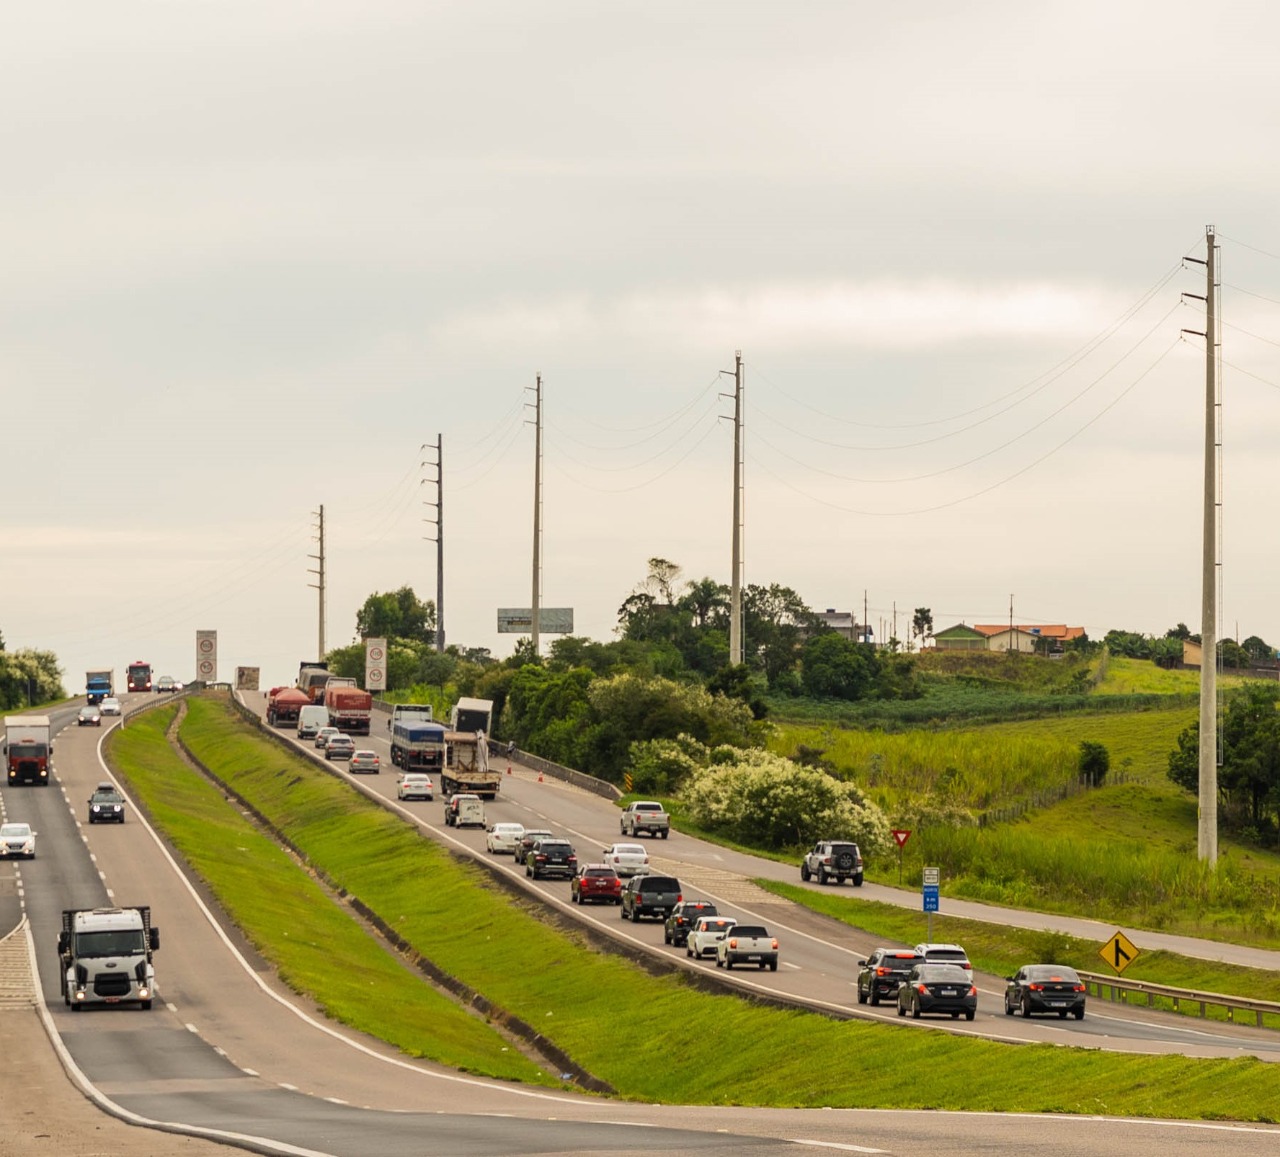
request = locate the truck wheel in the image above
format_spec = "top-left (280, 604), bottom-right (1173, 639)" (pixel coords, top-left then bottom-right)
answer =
top-left (70, 1002), bottom-right (81, 1012)
top-left (660, 829), bottom-right (668, 839)
top-left (725, 959), bottom-right (733, 970)
top-left (800, 864), bottom-right (811, 882)
top-left (141, 1000), bottom-right (153, 1010)
top-left (869, 990), bottom-right (879, 1007)
top-left (817, 867), bottom-right (829, 885)
top-left (853, 875), bottom-right (864, 887)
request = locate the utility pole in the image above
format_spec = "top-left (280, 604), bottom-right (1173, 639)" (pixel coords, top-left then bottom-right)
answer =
top-left (1009, 593), bottom-right (1014, 654)
top-left (729, 351), bottom-right (743, 666)
top-left (423, 437), bottom-right (444, 652)
top-left (530, 373), bottom-right (543, 658)
top-left (308, 505), bottom-right (326, 659)
top-left (863, 590), bottom-right (869, 645)
top-left (1183, 227), bottom-right (1219, 865)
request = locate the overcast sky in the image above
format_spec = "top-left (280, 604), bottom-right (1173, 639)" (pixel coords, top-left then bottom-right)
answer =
top-left (4, 1), bottom-right (1280, 690)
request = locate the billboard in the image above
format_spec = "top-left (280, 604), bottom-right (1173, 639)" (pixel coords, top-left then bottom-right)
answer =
top-left (196, 630), bottom-right (217, 684)
top-left (496, 608), bottom-right (574, 634)
top-left (365, 638), bottom-right (387, 692)
top-left (235, 667), bottom-right (260, 691)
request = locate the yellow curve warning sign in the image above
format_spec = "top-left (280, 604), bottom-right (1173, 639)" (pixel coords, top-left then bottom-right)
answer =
top-left (1100, 930), bottom-right (1139, 975)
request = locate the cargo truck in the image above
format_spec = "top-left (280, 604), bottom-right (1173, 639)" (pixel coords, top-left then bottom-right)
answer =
top-left (324, 684), bottom-right (372, 735)
top-left (389, 703), bottom-right (434, 730)
top-left (267, 686), bottom-right (311, 727)
top-left (297, 661), bottom-right (330, 703)
top-left (85, 669), bottom-right (114, 705)
top-left (58, 906), bottom-right (159, 1010)
top-left (442, 729), bottom-right (500, 800)
top-left (390, 719), bottom-right (447, 770)
top-left (126, 660), bottom-right (152, 693)
top-left (449, 697), bottom-right (494, 735)
top-left (4, 716), bottom-right (52, 786)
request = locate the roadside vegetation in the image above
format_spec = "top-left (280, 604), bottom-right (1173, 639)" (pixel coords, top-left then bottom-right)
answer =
top-left (116, 693), bottom-right (1280, 1119)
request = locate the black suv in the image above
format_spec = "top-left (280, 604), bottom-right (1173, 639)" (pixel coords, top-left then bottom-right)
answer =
top-left (857, 947), bottom-right (924, 1006)
top-left (87, 783), bottom-right (126, 824)
top-left (525, 838), bottom-right (577, 880)
top-left (663, 900), bottom-right (719, 947)
top-left (800, 840), bottom-right (864, 886)
top-left (620, 875), bottom-right (682, 922)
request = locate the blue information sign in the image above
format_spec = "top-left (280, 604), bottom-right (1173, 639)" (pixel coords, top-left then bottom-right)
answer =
top-left (922, 884), bottom-right (940, 912)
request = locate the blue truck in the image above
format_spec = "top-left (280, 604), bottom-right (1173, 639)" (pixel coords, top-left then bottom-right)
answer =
top-left (86, 669), bottom-right (114, 705)
top-left (390, 720), bottom-right (447, 772)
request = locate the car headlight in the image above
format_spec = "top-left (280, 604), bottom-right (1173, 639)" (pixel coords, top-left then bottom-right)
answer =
top-left (113, 805), bottom-right (122, 812)
top-left (92, 805), bottom-right (100, 812)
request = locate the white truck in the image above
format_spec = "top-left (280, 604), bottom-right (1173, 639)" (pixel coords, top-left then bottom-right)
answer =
top-left (389, 702), bottom-right (434, 731)
top-left (58, 906), bottom-right (160, 1010)
top-left (449, 697), bottom-right (493, 735)
top-left (620, 800), bottom-right (670, 839)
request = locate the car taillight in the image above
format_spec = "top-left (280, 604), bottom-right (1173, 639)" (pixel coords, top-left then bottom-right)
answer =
top-left (968, 986), bottom-right (977, 996)
top-left (568, 856), bottom-right (577, 863)
top-left (728, 938), bottom-right (738, 948)
top-left (1028, 983), bottom-right (1043, 991)
top-left (1073, 983), bottom-right (1086, 992)
top-left (676, 894), bottom-right (682, 902)
top-left (917, 984), bottom-right (928, 994)
top-left (876, 967), bottom-right (890, 976)
top-left (962, 962), bottom-right (971, 971)
top-left (770, 939), bottom-right (778, 949)
top-left (535, 855), bottom-right (547, 862)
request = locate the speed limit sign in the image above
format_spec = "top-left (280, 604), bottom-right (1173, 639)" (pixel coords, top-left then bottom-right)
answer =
top-left (369, 645), bottom-right (384, 662)
top-left (198, 659), bottom-right (214, 676)
top-left (368, 667), bottom-right (384, 685)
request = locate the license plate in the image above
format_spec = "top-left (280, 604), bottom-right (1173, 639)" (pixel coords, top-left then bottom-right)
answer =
top-left (1049, 1001), bottom-right (1067, 1007)
top-left (940, 988), bottom-right (957, 996)
top-left (746, 954), bottom-right (760, 961)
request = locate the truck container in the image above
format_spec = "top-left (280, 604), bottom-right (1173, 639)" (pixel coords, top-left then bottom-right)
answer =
top-left (297, 661), bottom-right (330, 703)
top-left (442, 730), bottom-right (501, 800)
top-left (85, 669), bottom-right (114, 704)
top-left (126, 661), bottom-right (152, 693)
top-left (449, 697), bottom-right (494, 735)
top-left (58, 906), bottom-right (159, 1009)
top-left (389, 703), bottom-right (434, 730)
top-left (390, 719), bottom-right (447, 771)
top-left (4, 716), bottom-right (52, 786)
top-left (267, 686), bottom-right (311, 727)
top-left (324, 685), bottom-right (372, 735)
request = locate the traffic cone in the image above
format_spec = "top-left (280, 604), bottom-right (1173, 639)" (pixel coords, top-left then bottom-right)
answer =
top-left (537, 770), bottom-right (544, 783)
top-left (506, 761), bottom-right (512, 775)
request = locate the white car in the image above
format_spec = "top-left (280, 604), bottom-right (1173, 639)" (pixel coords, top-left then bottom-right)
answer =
top-left (314, 726), bottom-right (341, 750)
top-left (914, 942), bottom-right (974, 982)
top-left (0, 822), bottom-right (36, 859)
top-left (99, 697), bottom-right (122, 716)
top-left (486, 822), bottom-right (526, 855)
top-left (601, 842), bottom-right (650, 877)
top-left (686, 915), bottom-right (737, 959)
top-left (396, 773), bottom-right (434, 801)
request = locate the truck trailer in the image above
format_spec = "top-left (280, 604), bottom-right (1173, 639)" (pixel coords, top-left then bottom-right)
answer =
top-left (297, 661), bottom-right (330, 704)
top-left (58, 905), bottom-right (159, 1010)
top-left (267, 686), bottom-right (311, 727)
top-left (442, 730), bottom-right (500, 800)
top-left (324, 684), bottom-right (372, 735)
top-left (390, 719), bottom-right (447, 771)
top-left (85, 669), bottom-right (114, 704)
top-left (4, 716), bottom-right (52, 786)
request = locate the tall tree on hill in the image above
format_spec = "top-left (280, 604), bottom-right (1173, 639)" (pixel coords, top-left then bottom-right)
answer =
top-left (355, 586), bottom-right (436, 645)
top-left (911, 607), bottom-right (933, 651)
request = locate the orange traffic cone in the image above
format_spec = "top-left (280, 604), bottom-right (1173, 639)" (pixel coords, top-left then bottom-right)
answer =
top-left (537, 770), bottom-right (544, 783)
top-left (506, 761), bottom-right (512, 775)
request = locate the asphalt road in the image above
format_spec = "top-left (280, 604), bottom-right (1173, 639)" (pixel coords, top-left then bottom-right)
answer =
top-left (2, 692), bottom-right (1280, 1155)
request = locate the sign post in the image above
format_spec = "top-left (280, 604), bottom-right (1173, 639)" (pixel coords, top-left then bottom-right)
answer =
top-left (891, 829), bottom-right (911, 884)
top-left (922, 866), bottom-right (940, 942)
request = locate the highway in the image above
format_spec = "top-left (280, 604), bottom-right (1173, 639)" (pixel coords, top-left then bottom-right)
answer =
top-left (0, 691), bottom-right (1277, 1155)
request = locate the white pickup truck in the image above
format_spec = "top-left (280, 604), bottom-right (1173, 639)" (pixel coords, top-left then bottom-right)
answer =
top-left (686, 915), bottom-right (736, 960)
top-left (715, 924), bottom-right (779, 972)
top-left (620, 800), bottom-right (670, 839)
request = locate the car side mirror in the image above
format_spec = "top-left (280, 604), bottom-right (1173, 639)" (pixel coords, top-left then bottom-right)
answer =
top-left (150, 928), bottom-right (161, 951)
top-left (858, 960), bottom-right (867, 967)
top-left (58, 932), bottom-right (69, 954)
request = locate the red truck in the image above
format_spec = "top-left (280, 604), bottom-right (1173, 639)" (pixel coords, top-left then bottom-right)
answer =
top-left (324, 684), bottom-right (372, 735)
top-left (267, 687), bottom-right (311, 727)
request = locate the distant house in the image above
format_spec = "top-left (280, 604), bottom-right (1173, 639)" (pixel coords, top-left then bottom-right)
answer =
top-left (1183, 640), bottom-right (1203, 668)
top-left (972, 624), bottom-right (1086, 655)
top-left (815, 609), bottom-right (872, 643)
top-left (933, 623), bottom-right (989, 651)
top-left (981, 627), bottom-right (1041, 654)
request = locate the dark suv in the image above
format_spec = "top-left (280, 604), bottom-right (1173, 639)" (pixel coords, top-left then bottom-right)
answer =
top-left (525, 838), bottom-right (577, 880)
top-left (800, 840), bottom-right (864, 886)
top-left (620, 875), bottom-right (682, 922)
top-left (663, 900), bottom-right (719, 947)
top-left (857, 948), bottom-right (924, 1006)
top-left (88, 783), bottom-right (126, 824)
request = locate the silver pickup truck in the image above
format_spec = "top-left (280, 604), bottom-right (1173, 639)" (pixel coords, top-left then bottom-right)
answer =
top-left (620, 800), bottom-right (670, 839)
top-left (715, 924), bottom-right (779, 971)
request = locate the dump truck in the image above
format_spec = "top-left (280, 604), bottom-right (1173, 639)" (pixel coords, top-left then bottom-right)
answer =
top-left (442, 729), bottom-right (500, 800)
top-left (58, 905), bottom-right (159, 1010)
top-left (297, 661), bottom-right (331, 703)
top-left (5, 716), bottom-right (52, 786)
top-left (85, 669), bottom-right (114, 705)
top-left (324, 684), bottom-right (372, 735)
top-left (267, 686), bottom-right (311, 727)
top-left (390, 719), bottom-right (447, 770)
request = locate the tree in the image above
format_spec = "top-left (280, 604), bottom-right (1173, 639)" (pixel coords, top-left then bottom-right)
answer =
top-left (355, 586), bottom-right (436, 645)
top-left (1165, 623), bottom-right (1192, 641)
top-left (1078, 741), bottom-right (1110, 787)
top-left (680, 577), bottom-right (729, 630)
top-left (1150, 636), bottom-right (1183, 669)
top-left (0, 648), bottom-right (65, 709)
top-left (911, 608), bottom-right (934, 651)
top-left (801, 632), bottom-right (876, 700)
top-left (743, 583), bottom-right (819, 687)
top-left (1242, 635), bottom-right (1275, 663)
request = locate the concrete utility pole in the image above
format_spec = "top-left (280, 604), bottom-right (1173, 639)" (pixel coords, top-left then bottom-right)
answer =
top-left (423, 437), bottom-right (445, 652)
top-left (1198, 226), bottom-right (1220, 865)
top-left (729, 351), bottom-right (743, 666)
top-left (308, 505), bottom-right (326, 659)
top-left (531, 373), bottom-right (543, 658)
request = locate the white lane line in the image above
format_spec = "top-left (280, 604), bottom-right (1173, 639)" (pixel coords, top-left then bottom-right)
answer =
top-left (791, 1142), bottom-right (889, 1154)
top-left (186, 1023), bottom-right (199, 1034)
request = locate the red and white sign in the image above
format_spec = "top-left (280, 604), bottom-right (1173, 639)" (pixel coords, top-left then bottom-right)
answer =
top-left (196, 630), bottom-right (217, 684)
top-left (364, 638), bottom-right (387, 692)
top-left (891, 829), bottom-right (912, 849)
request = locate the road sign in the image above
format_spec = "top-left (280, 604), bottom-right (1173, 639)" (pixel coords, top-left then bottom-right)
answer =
top-left (1100, 930), bottom-right (1139, 974)
top-left (922, 884), bottom-right (939, 912)
top-left (892, 829), bottom-right (911, 849)
top-left (922, 866), bottom-right (940, 886)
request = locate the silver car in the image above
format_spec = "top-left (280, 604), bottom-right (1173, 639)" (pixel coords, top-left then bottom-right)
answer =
top-left (0, 822), bottom-right (36, 859)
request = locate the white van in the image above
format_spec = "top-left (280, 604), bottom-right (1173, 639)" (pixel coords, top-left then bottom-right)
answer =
top-left (444, 793), bottom-right (485, 828)
top-left (297, 704), bottom-right (330, 740)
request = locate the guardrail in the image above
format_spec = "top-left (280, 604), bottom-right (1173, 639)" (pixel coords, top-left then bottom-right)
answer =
top-left (1078, 969), bottom-right (1280, 1028)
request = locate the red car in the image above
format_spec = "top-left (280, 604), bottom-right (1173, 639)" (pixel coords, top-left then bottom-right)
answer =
top-left (571, 864), bottom-right (622, 905)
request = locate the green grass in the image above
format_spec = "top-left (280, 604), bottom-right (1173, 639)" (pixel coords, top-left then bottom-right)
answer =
top-left (1094, 656), bottom-right (1251, 696)
top-left (756, 880), bottom-right (1280, 1027)
top-left (105, 703), bottom-right (553, 1085)
top-left (156, 693), bottom-right (1280, 1120)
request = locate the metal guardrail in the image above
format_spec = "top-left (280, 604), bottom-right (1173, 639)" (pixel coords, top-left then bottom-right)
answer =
top-left (1078, 969), bottom-right (1280, 1028)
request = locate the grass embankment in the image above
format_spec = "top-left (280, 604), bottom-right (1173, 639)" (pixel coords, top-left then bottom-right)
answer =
top-left (143, 693), bottom-right (1280, 1118)
top-left (105, 703), bottom-right (554, 1086)
top-left (756, 881), bottom-right (1280, 1028)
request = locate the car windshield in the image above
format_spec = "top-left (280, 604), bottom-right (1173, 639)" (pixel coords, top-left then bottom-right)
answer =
top-left (920, 965), bottom-right (970, 983)
top-left (733, 926), bottom-right (768, 938)
top-left (1026, 966), bottom-right (1080, 982)
top-left (91, 792), bottom-right (122, 804)
top-left (493, 824), bottom-right (522, 833)
top-left (925, 950), bottom-right (968, 964)
top-left (638, 877), bottom-right (679, 890)
top-left (75, 929), bottom-right (145, 957)
top-left (1, 824), bottom-right (30, 838)
top-left (584, 868), bottom-right (615, 878)
top-left (537, 842), bottom-right (572, 853)
top-left (611, 845), bottom-right (645, 855)
top-left (79, 708), bottom-right (97, 716)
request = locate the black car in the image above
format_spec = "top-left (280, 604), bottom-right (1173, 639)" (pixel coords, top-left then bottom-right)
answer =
top-left (663, 900), bottom-right (719, 947)
top-left (87, 783), bottom-right (126, 824)
top-left (857, 948), bottom-right (924, 1007)
top-left (620, 874), bottom-right (682, 922)
top-left (1004, 965), bottom-right (1087, 1020)
top-left (525, 838), bottom-right (577, 880)
top-left (516, 829), bottom-right (554, 861)
top-left (897, 963), bottom-right (976, 1021)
